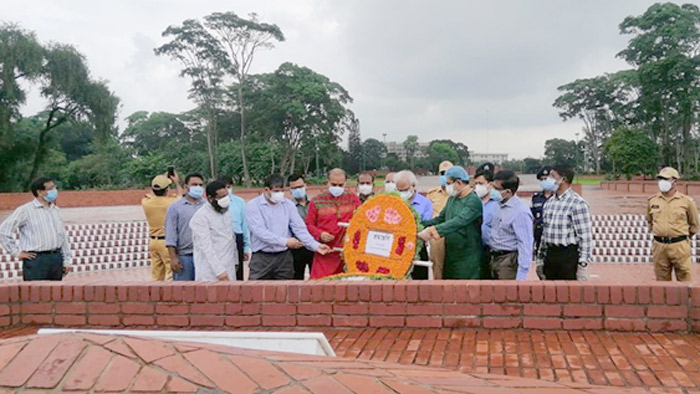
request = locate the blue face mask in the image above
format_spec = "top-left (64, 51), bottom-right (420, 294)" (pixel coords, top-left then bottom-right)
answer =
top-left (188, 185), bottom-right (204, 199)
top-left (440, 175), bottom-right (446, 187)
top-left (44, 189), bottom-right (58, 203)
top-left (291, 187), bottom-right (306, 200)
top-left (540, 178), bottom-right (557, 192)
top-left (490, 189), bottom-right (503, 202)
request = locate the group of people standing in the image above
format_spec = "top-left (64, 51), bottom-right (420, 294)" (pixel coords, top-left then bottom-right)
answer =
top-left (0, 162), bottom-right (696, 282)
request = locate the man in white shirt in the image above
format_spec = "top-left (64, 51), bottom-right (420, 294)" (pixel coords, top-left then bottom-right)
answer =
top-left (0, 177), bottom-right (71, 281)
top-left (189, 180), bottom-right (237, 281)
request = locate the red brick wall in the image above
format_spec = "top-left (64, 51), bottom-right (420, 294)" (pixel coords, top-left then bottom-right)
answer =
top-left (1, 281), bottom-right (698, 333)
top-left (602, 181), bottom-right (700, 196)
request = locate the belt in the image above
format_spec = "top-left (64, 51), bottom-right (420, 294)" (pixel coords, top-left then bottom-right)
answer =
top-left (654, 235), bottom-right (688, 244)
top-left (29, 249), bottom-right (61, 255)
top-left (150, 236), bottom-right (166, 240)
top-left (254, 250), bottom-right (289, 256)
top-left (490, 249), bottom-right (516, 257)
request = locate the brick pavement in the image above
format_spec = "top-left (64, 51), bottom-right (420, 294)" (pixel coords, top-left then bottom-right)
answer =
top-left (0, 332), bottom-right (651, 393)
top-left (326, 328), bottom-right (700, 392)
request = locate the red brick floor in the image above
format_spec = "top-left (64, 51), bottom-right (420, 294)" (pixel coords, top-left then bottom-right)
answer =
top-left (324, 328), bottom-right (700, 392)
top-left (0, 332), bottom-right (652, 393)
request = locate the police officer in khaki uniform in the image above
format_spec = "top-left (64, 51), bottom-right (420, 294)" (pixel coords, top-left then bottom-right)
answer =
top-left (647, 167), bottom-right (699, 282)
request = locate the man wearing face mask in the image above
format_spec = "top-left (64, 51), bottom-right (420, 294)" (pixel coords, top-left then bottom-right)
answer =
top-left (647, 167), bottom-right (698, 282)
top-left (473, 169), bottom-right (499, 245)
top-left (288, 173), bottom-right (314, 279)
top-left (246, 174), bottom-right (331, 280)
top-left (488, 171), bottom-right (534, 280)
top-left (357, 173), bottom-right (376, 203)
top-left (532, 166), bottom-right (555, 256)
top-left (395, 170), bottom-right (433, 279)
top-left (165, 173), bottom-right (205, 281)
top-left (537, 164), bottom-right (592, 281)
top-left (189, 181), bottom-right (237, 281)
top-left (384, 172), bottom-right (397, 193)
top-left (426, 160), bottom-right (454, 279)
top-left (306, 168), bottom-right (361, 278)
top-left (418, 166), bottom-right (484, 279)
top-left (0, 177), bottom-right (72, 281)
top-left (218, 176), bottom-right (250, 281)
top-left (141, 173), bottom-right (183, 281)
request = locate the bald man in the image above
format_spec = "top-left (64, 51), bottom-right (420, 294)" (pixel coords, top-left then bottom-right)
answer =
top-left (384, 172), bottom-right (396, 193)
top-left (305, 168), bottom-right (361, 278)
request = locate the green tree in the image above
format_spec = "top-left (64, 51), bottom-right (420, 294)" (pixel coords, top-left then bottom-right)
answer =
top-left (362, 138), bottom-right (387, 170)
top-left (425, 142), bottom-right (459, 172)
top-left (346, 115), bottom-right (362, 174)
top-left (428, 139), bottom-right (469, 165)
top-left (544, 138), bottom-right (580, 167)
top-left (122, 111), bottom-right (204, 156)
top-left (403, 135), bottom-right (420, 169)
top-left (523, 157), bottom-right (544, 174)
top-left (604, 127), bottom-right (659, 179)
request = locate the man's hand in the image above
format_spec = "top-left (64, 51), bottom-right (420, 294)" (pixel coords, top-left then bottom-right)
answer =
top-left (317, 244), bottom-right (332, 255)
top-left (170, 256), bottom-right (182, 273)
top-left (62, 267), bottom-right (71, 277)
top-left (168, 171), bottom-right (181, 185)
top-left (17, 251), bottom-right (36, 261)
top-left (535, 263), bottom-right (545, 280)
top-left (217, 272), bottom-right (229, 281)
top-left (320, 232), bottom-right (335, 243)
top-left (243, 253), bottom-right (250, 262)
top-left (576, 263), bottom-right (588, 281)
top-left (286, 238), bottom-right (304, 249)
top-left (417, 226), bottom-right (440, 241)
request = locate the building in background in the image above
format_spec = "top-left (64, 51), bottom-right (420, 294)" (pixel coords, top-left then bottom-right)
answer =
top-left (384, 141), bottom-right (430, 161)
top-left (469, 152), bottom-right (508, 165)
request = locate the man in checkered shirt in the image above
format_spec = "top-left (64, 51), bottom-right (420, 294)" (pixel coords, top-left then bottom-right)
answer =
top-left (536, 164), bottom-right (592, 280)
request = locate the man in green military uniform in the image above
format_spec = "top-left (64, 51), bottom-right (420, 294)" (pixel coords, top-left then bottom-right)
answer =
top-left (647, 167), bottom-right (699, 282)
top-left (419, 166), bottom-right (484, 279)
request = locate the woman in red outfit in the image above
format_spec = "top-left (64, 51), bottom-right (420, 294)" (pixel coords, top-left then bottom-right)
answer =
top-left (306, 168), bottom-right (361, 278)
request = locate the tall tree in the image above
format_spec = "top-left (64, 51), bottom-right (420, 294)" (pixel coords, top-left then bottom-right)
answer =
top-left (617, 3), bottom-right (700, 173)
top-left (362, 138), bottom-right (387, 171)
top-left (544, 138), bottom-right (580, 168)
top-left (155, 18), bottom-right (228, 178)
top-left (425, 142), bottom-right (459, 172)
top-left (403, 135), bottom-right (420, 169)
top-left (346, 114), bottom-right (362, 174)
top-left (204, 12), bottom-right (284, 187)
top-left (604, 127), bottom-right (659, 179)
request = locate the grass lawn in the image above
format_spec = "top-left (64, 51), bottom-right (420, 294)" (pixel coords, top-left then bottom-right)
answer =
top-left (574, 177), bottom-right (604, 185)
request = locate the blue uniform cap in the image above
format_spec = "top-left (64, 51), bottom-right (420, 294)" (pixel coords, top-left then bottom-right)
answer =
top-left (445, 166), bottom-right (469, 182)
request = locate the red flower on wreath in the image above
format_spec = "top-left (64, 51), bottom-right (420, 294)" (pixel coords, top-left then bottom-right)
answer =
top-left (365, 206), bottom-right (381, 223)
top-left (395, 236), bottom-right (406, 255)
top-left (376, 267), bottom-right (390, 274)
top-left (356, 261), bottom-right (369, 272)
top-left (383, 208), bottom-right (402, 225)
top-left (352, 230), bottom-right (361, 249)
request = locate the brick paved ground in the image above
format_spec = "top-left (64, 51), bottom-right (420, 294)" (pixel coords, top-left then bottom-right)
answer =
top-left (325, 328), bottom-right (700, 392)
top-left (0, 332), bottom-right (653, 393)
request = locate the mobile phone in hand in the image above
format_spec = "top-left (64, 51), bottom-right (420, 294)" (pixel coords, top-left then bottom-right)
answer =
top-left (167, 166), bottom-right (175, 178)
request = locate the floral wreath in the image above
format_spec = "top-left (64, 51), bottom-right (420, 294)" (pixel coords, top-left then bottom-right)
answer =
top-left (327, 192), bottom-right (424, 280)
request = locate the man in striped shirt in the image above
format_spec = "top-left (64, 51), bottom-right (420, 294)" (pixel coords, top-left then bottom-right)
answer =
top-left (0, 177), bottom-right (71, 281)
top-left (537, 165), bottom-right (592, 280)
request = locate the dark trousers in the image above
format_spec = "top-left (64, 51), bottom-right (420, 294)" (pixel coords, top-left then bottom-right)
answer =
top-left (23, 250), bottom-right (63, 281)
top-left (291, 248), bottom-right (314, 280)
top-left (411, 245), bottom-right (430, 280)
top-left (543, 244), bottom-right (579, 280)
top-left (235, 233), bottom-right (244, 281)
top-left (489, 250), bottom-right (518, 280)
top-left (249, 250), bottom-right (294, 280)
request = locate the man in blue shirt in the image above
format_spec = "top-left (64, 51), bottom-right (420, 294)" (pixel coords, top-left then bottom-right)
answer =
top-left (488, 170), bottom-right (534, 280)
top-left (165, 173), bottom-right (205, 281)
top-left (395, 170), bottom-right (433, 279)
top-left (288, 173), bottom-right (314, 279)
top-left (246, 174), bottom-right (331, 280)
top-left (219, 176), bottom-right (251, 281)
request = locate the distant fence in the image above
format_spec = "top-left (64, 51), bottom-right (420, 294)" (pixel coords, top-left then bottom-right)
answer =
top-left (601, 181), bottom-right (700, 196)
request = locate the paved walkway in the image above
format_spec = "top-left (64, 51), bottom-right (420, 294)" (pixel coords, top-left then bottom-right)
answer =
top-left (0, 332), bottom-right (648, 393)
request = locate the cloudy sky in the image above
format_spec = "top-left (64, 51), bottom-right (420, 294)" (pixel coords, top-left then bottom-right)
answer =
top-left (6, 0), bottom-right (662, 158)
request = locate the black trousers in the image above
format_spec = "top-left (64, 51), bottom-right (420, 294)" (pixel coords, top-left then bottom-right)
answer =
top-left (235, 233), bottom-right (244, 281)
top-left (23, 250), bottom-right (63, 281)
top-left (291, 248), bottom-right (314, 280)
top-left (543, 244), bottom-right (579, 280)
top-left (410, 244), bottom-right (430, 280)
top-left (249, 250), bottom-right (294, 280)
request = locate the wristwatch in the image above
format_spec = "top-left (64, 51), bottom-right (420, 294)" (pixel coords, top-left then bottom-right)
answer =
top-left (578, 262), bottom-right (588, 268)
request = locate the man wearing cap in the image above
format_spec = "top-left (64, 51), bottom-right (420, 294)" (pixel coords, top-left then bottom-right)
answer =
top-left (532, 166), bottom-right (555, 255)
top-left (426, 160), bottom-right (453, 279)
top-left (419, 166), bottom-right (484, 279)
top-left (142, 173), bottom-right (183, 281)
top-left (647, 167), bottom-right (699, 282)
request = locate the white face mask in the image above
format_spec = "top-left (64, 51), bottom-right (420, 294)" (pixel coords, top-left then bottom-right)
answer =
top-left (269, 191), bottom-right (285, 203)
top-left (399, 189), bottom-right (413, 201)
top-left (329, 185), bottom-right (345, 197)
top-left (216, 195), bottom-right (231, 209)
top-left (384, 181), bottom-right (396, 193)
top-left (658, 179), bottom-right (673, 193)
top-left (446, 183), bottom-right (459, 197)
top-left (358, 184), bottom-right (373, 196)
top-left (475, 184), bottom-right (489, 199)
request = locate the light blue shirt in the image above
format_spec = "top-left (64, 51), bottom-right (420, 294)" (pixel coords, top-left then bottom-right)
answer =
top-left (229, 193), bottom-right (251, 253)
top-left (481, 199), bottom-right (499, 245)
top-left (487, 196), bottom-right (534, 281)
top-left (245, 194), bottom-right (320, 254)
top-left (165, 197), bottom-right (205, 255)
top-left (411, 193), bottom-right (434, 222)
